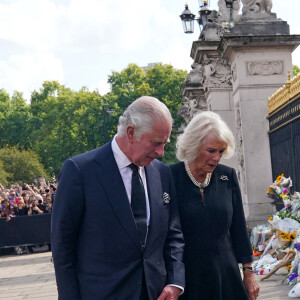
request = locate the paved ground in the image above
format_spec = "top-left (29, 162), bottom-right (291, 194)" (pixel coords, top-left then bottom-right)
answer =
top-left (257, 274), bottom-right (292, 300)
top-left (0, 250), bottom-right (294, 299)
top-left (0, 249), bottom-right (57, 299)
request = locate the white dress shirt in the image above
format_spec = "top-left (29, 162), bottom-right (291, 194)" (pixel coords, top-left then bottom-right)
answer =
top-left (111, 136), bottom-right (150, 226)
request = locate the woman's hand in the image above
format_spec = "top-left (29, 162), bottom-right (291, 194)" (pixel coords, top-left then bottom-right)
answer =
top-left (243, 271), bottom-right (260, 300)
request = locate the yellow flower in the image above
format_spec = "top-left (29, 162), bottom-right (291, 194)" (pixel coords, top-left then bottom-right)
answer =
top-left (268, 216), bottom-right (273, 221)
top-left (289, 232), bottom-right (297, 241)
top-left (276, 174), bottom-right (284, 184)
top-left (285, 264), bottom-right (292, 271)
top-left (280, 231), bottom-right (289, 238)
top-left (279, 231), bottom-right (290, 241)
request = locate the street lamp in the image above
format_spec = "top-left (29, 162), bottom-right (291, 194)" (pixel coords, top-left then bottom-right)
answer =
top-left (179, 4), bottom-right (195, 34)
top-left (179, 0), bottom-right (213, 34)
top-left (197, 0), bottom-right (213, 30)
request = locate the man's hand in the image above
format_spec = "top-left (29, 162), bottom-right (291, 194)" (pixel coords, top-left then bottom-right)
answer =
top-left (157, 286), bottom-right (181, 300)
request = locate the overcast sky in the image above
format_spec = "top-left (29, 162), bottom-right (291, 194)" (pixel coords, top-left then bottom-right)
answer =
top-left (1, 0), bottom-right (300, 101)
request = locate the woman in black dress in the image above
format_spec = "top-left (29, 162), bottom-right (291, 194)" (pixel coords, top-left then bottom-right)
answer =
top-left (171, 111), bottom-right (259, 300)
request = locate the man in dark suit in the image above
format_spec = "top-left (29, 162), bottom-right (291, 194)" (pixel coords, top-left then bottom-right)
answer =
top-left (51, 96), bottom-right (185, 300)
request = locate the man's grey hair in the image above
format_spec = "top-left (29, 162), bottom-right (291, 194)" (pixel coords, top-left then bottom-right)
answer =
top-left (117, 96), bottom-right (173, 139)
top-left (176, 110), bottom-right (235, 163)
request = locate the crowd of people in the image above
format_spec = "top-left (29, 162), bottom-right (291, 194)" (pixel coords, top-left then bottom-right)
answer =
top-left (0, 176), bottom-right (56, 221)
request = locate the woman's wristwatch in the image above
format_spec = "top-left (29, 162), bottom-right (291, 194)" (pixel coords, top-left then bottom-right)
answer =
top-left (242, 266), bottom-right (253, 272)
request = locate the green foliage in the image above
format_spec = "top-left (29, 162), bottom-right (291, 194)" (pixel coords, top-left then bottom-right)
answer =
top-left (145, 64), bottom-right (188, 164)
top-left (0, 147), bottom-right (49, 186)
top-left (108, 64), bottom-right (150, 112)
top-left (0, 159), bottom-right (11, 187)
top-left (29, 82), bottom-right (117, 175)
top-left (108, 63), bottom-right (188, 164)
top-left (0, 90), bottom-right (32, 150)
top-left (0, 63), bottom-right (188, 176)
top-left (293, 65), bottom-right (300, 77)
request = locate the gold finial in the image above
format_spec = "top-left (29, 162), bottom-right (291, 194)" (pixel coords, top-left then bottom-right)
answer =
top-left (286, 71), bottom-right (291, 85)
top-left (286, 71), bottom-right (291, 100)
top-left (268, 70), bottom-right (300, 114)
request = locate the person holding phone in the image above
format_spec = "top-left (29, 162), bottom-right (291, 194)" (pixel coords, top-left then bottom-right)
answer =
top-left (14, 198), bottom-right (29, 216)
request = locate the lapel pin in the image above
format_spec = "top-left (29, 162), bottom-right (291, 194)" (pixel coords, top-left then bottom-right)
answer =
top-left (163, 192), bottom-right (170, 204)
top-left (220, 175), bottom-right (229, 181)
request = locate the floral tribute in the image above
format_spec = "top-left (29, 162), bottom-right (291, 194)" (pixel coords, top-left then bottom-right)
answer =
top-left (251, 174), bottom-right (300, 297)
top-left (267, 174), bottom-right (300, 223)
top-left (267, 174), bottom-right (292, 208)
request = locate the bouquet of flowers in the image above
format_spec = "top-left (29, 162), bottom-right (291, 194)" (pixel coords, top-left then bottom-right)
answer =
top-left (267, 174), bottom-right (293, 208)
top-left (254, 177), bottom-right (300, 284)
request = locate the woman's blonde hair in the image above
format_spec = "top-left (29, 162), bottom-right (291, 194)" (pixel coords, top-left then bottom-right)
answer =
top-left (176, 111), bottom-right (235, 162)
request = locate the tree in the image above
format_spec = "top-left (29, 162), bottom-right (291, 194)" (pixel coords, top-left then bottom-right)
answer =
top-left (30, 82), bottom-right (115, 175)
top-left (108, 64), bottom-right (188, 163)
top-left (108, 63), bottom-right (150, 112)
top-left (145, 64), bottom-right (188, 164)
top-left (0, 63), bottom-right (188, 177)
top-left (0, 90), bottom-right (32, 150)
top-left (293, 65), bottom-right (300, 77)
top-left (107, 63), bottom-right (188, 164)
top-left (0, 89), bottom-right (11, 148)
top-left (0, 160), bottom-right (11, 188)
top-left (0, 147), bottom-right (49, 185)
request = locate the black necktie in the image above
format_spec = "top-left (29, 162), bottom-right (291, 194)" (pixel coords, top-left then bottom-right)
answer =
top-left (129, 163), bottom-right (147, 246)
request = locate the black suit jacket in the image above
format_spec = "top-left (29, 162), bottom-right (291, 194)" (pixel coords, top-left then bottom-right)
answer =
top-left (51, 141), bottom-right (185, 300)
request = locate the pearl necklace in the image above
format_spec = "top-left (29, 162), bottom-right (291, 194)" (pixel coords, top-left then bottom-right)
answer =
top-left (184, 161), bottom-right (211, 193)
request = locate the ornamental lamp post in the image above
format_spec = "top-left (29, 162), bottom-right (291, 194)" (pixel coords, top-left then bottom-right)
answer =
top-left (180, 0), bottom-right (213, 34)
top-left (179, 4), bottom-right (195, 34)
top-left (197, 0), bottom-right (213, 30)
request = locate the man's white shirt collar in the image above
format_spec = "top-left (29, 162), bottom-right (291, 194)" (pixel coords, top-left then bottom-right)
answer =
top-left (111, 135), bottom-right (132, 170)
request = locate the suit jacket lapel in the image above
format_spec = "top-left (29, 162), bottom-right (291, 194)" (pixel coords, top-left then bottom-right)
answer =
top-left (145, 164), bottom-right (163, 246)
top-left (94, 143), bottom-right (141, 251)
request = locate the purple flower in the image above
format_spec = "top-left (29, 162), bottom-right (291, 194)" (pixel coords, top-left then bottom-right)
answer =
top-left (294, 243), bottom-right (300, 251)
top-left (288, 273), bottom-right (299, 281)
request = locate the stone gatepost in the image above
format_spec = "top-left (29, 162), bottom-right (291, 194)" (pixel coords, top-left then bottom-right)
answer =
top-left (181, 22), bottom-right (239, 170)
top-left (180, 0), bottom-right (300, 225)
top-left (218, 4), bottom-right (300, 224)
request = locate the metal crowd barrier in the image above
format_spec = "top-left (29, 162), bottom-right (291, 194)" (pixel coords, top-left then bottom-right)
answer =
top-left (0, 214), bottom-right (51, 248)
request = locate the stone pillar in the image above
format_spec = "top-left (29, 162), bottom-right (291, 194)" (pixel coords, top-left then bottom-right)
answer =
top-left (187, 39), bottom-right (239, 171)
top-left (218, 14), bottom-right (300, 224)
top-left (179, 62), bottom-right (207, 133)
top-left (180, 0), bottom-right (300, 225)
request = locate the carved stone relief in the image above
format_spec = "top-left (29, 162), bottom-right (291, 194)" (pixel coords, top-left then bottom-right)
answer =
top-left (247, 61), bottom-right (283, 76)
top-left (231, 62), bottom-right (237, 82)
top-left (218, 0), bottom-right (241, 23)
top-left (184, 63), bottom-right (203, 86)
top-left (234, 101), bottom-right (247, 194)
top-left (199, 11), bottom-right (227, 41)
top-left (178, 94), bottom-right (207, 127)
top-left (202, 55), bottom-right (232, 90)
top-left (241, 0), bottom-right (272, 14)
